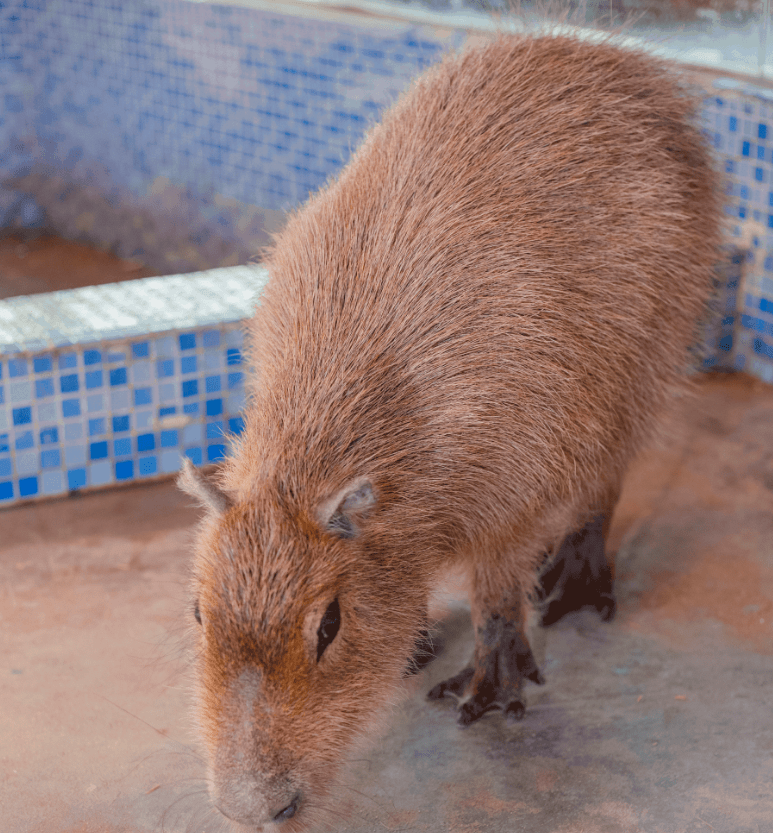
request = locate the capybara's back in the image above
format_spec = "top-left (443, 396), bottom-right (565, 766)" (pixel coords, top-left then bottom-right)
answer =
top-left (182, 34), bottom-right (722, 831)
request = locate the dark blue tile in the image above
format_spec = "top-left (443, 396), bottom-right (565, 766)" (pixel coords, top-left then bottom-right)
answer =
top-left (115, 460), bottom-right (134, 480)
top-left (109, 367), bottom-right (127, 386)
top-left (90, 441), bottom-right (108, 460)
top-left (12, 406), bottom-right (31, 425)
top-left (137, 433), bottom-right (155, 452)
top-left (207, 443), bottom-right (226, 462)
top-left (60, 373), bottom-right (79, 393)
top-left (206, 397), bottom-right (223, 416)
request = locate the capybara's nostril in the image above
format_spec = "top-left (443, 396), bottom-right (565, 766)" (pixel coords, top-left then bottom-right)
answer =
top-left (272, 792), bottom-right (302, 822)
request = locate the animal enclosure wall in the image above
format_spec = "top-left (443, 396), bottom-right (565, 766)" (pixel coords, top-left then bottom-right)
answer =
top-left (1, 0), bottom-right (773, 508)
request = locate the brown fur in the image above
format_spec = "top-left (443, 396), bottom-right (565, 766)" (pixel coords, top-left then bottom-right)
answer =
top-left (180, 33), bottom-right (722, 831)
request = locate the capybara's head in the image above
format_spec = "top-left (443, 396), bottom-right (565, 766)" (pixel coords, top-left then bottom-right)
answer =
top-left (179, 460), bottom-right (428, 830)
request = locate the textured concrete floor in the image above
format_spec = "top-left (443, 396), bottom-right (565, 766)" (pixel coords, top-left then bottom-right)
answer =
top-left (2, 373), bottom-right (772, 833)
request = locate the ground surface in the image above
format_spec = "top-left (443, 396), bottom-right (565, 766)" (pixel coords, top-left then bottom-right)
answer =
top-left (0, 233), bottom-right (153, 298)
top-left (1, 373), bottom-right (772, 833)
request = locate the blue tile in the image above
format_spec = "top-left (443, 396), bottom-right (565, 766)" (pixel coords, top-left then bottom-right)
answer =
top-left (226, 348), bottom-right (242, 365)
top-left (182, 379), bottom-right (198, 397)
top-left (41, 449), bottom-right (61, 469)
top-left (229, 416), bottom-right (245, 435)
top-left (60, 373), bottom-right (79, 393)
top-left (59, 354), bottom-right (77, 370)
top-left (84, 349), bottom-right (102, 365)
top-left (185, 447), bottom-right (203, 466)
top-left (114, 437), bottom-right (132, 457)
top-left (9, 358), bottom-right (28, 377)
top-left (160, 429), bottom-right (179, 447)
top-left (158, 406), bottom-right (176, 417)
top-left (137, 433), bottom-right (155, 451)
top-left (227, 371), bottom-right (243, 388)
top-left (206, 397), bottom-right (223, 416)
top-left (179, 332), bottom-right (196, 350)
top-left (0, 458), bottom-right (11, 477)
top-left (40, 426), bottom-right (58, 445)
top-left (116, 459), bottom-right (134, 480)
top-left (206, 420), bottom-right (224, 439)
top-left (109, 367), bottom-right (127, 386)
top-left (205, 374), bottom-right (221, 393)
top-left (132, 341), bottom-right (150, 358)
top-left (33, 356), bottom-right (52, 373)
top-left (203, 330), bottom-right (220, 347)
top-left (12, 406), bottom-right (32, 426)
top-left (157, 359), bottom-right (174, 378)
top-left (134, 388), bottom-right (152, 406)
top-left (181, 356), bottom-right (197, 374)
top-left (19, 476), bottom-right (38, 497)
top-left (208, 443), bottom-right (226, 462)
top-left (88, 418), bottom-right (106, 436)
top-left (67, 468), bottom-right (87, 490)
top-left (15, 431), bottom-right (33, 450)
top-left (0, 481), bottom-right (14, 501)
top-left (139, 455), bottom-right (158, 476)
top-left (183, 402), bottom-right (200, 415)
top-left (113, 415), bottom-right (130, 432)
top-left (86, 370), bottom-right (103, 389)
top-left (90, 441), bottom-right (108, 460)
top-left (62, 399), bottom-right (81, 418)
top-left (35, 378), bottom-right (55, 398)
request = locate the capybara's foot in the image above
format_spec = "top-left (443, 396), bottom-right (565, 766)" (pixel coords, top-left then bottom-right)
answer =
top-left (538, 513), bottom-right (616, 626)
top-left (427, 615), bottom-right (544, 727)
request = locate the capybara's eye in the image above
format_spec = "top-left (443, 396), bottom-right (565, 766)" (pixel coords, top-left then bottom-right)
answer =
top-left (193, 599), bottom-right (202, 625)
top-left (316, 598), bottom-right (341, 661)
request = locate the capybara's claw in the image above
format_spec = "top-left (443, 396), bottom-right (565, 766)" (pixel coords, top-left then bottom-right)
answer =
top-left (427, 666), bottom-right (474, 701)
top-left (457, 692), bottom-right (498, 727)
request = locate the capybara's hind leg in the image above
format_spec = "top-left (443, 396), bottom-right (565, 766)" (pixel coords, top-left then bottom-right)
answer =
top-left (428, 572), bottom-right (544, 727)
top-left (537, 491), bottom-right (619, 626)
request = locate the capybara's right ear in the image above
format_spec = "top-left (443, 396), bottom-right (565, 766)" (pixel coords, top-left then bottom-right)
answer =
top-left (177, 457), bottom-right (231, 515)
top-left (317, 478), bottom-right (376, 539)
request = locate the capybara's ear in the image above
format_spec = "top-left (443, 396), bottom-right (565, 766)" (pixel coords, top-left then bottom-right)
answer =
top-left (177, 457), bottom-right (232, 515)
top-left (316, 478), bottom-right (376, 539)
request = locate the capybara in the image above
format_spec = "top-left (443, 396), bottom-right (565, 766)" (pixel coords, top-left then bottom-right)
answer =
top-left (179, 32), bottom-right (722, 830)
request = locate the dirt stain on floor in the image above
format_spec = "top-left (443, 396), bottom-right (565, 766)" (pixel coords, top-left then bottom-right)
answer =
top-left (625, 547), bottom-right (773, 653)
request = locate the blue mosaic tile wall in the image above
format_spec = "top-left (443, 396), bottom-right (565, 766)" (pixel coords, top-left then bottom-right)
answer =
top-left (0, 321), bottom-right (246, 503)
top-left (704, 82), bottom-right (773, 383)
top-left (0, 0), bottom-right (454, 273)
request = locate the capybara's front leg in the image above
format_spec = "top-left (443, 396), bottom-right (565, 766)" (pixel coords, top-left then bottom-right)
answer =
top-left (428, 572), bottom-right (543, 726)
